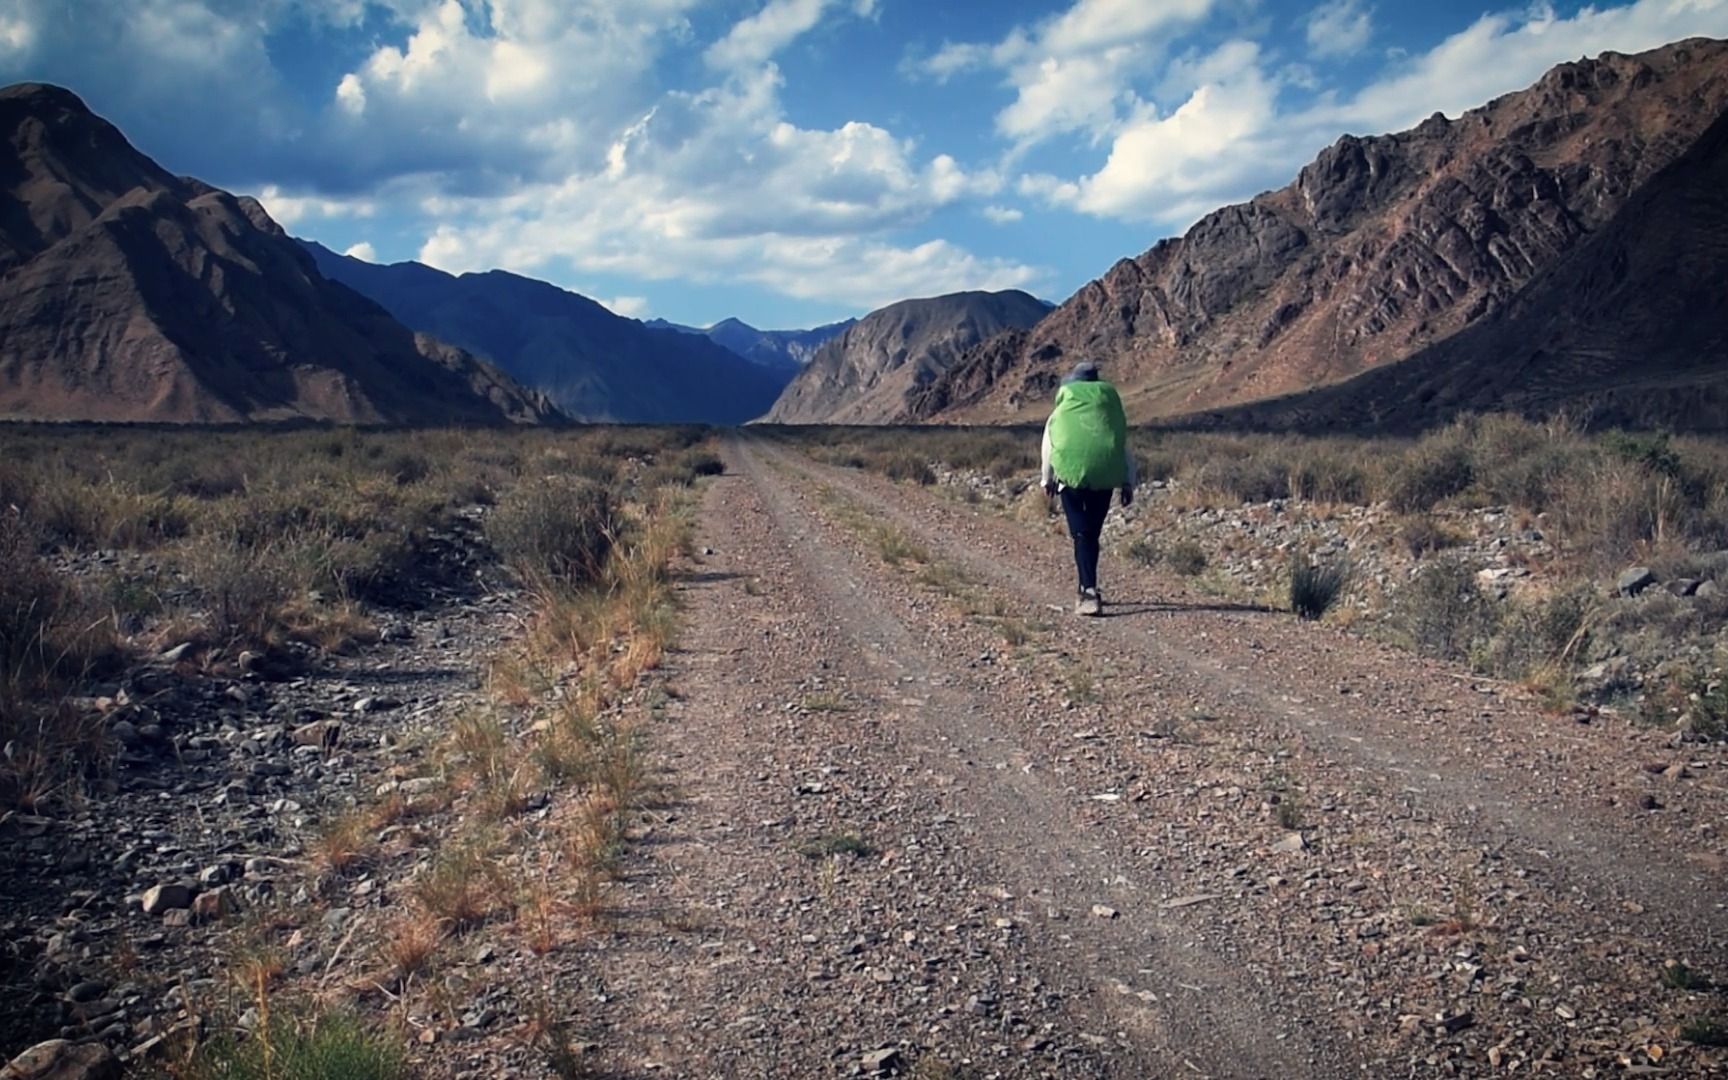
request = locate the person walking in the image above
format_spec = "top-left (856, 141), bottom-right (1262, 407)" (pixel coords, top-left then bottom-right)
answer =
top-left (1040, 360), bottom-right (1136, 616)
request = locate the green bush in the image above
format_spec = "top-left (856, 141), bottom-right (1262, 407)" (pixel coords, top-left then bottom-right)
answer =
top-left (488, 477), bottom-right (619, 589)
top-left (186, 1010), bottom-right (405, 1080)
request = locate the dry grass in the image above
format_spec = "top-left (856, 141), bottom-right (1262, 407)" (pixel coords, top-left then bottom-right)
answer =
top-left (313, 810), bottom-right (374, 877)
top-left (412, 839), bottom-right (505, 930)
top-left (379, 908), bottom-right (444, 981)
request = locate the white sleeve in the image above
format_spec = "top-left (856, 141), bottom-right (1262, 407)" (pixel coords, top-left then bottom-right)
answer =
top-left (1040, 419), bottom-right (1054, 488)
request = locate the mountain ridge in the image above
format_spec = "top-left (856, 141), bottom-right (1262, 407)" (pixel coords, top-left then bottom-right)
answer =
top-left (0, 83), bottom-right (561, 426)
top-left (1180, 98), bottom-right (1728, 434)
top-left (303, 243), bottom-right (793, 424)
top-left (906, 38), bottom-right (1728, 428)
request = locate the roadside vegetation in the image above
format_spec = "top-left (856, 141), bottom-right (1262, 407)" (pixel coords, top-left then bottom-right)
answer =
top-left (0, 423), bottom-right (715, 1074)
top-left (762, 416), bottom-right (1728, 735)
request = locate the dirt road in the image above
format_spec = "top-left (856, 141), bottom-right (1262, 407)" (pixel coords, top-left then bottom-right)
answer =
top-left (584, 437), bottom-right (1727, 1079)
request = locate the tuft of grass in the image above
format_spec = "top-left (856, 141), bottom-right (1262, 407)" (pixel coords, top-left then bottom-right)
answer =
top-left (1681, 1019), bottom-right (1728, 1047)
top-left (412, 840), bottom-right (504, 930)
top-left (379, 909), bottom-right (444, 981)
top-left (1273, 797), bottom-right (1302, 831)
top-left (312, 810), bottom-right (373, 877)
top-left (1289, 554), bottom-right (1350, 621)
top-left (1661, 961), bottom-right (1713, 991)
top-left (800, 692), bottom-right (850, 712)
top-left (797, 832), bottom-right (876, 859)
top-left (184, 1009), bottom-right (406, 1080)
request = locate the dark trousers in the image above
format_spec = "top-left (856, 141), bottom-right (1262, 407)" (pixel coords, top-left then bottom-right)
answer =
top-left (1060, 487), bottom-right (1113, 592)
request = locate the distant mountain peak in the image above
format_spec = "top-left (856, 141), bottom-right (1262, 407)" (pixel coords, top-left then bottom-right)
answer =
top-left (0, 85), bottom-right (561, 425)
top-left (765, 289), bottom-right (1050, 423)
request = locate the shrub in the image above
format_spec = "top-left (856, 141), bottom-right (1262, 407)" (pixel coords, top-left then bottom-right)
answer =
top-left (1392, 557), bottom-right (1498, 662)
top-left (488, 477), bottom-right (619, 589)
top-left (1385, 443), bottom-right (1473, 513)
top-left (1126, 536), bottom-right (1159, 567)
top-left (0, 514), bottom-right (120, 702)
top-left (185, 537), bottom-right (295, 645)
top-left (1480, 585), bottom-right (1597, 681)
top-left (1288, 451), bottom-right (1370, 505)
top-left (1398, 515), bottom-right (1464, 559)
top-left (1289, 555), bottom-right (1350, 621)
top-left (883, 453), bottom-right (936, 486)
top-left (1166, 540), bottom-right (1208, 576)
top-left (1194, 454), bottom-right (1289, 504)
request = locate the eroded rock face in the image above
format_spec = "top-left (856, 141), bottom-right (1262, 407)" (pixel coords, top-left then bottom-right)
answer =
top-left (908, 39), bottom-right (1728, 425)
top-left (0, 83), bottom-right (562, 426)
top-left (764, 291), bottom-right (1051, 424)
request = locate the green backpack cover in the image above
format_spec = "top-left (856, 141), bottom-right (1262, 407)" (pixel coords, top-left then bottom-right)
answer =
top-left (1048, 380), bottom-right (1128, 490)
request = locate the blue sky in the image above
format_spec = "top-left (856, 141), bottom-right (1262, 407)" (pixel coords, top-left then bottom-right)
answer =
top-left (3, 0), bottom-right (1726, 329)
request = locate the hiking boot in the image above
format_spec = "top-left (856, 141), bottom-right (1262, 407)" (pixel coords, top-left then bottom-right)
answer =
top-left (1076, 588), bottom-right (1102, 617)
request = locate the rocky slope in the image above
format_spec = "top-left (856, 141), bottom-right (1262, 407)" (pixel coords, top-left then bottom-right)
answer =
top-left (645, 315), bottom-right (854, 373)
top-left (0, 84), bottom-right (561, 426)
top-left (909, 38), bottom-right (1728, 426)
top-left (765, 290), bottom-right (1049, 423)
top-left (305, 244), bottom-right (793, 424)
top-left (1193, 95), bottom-right (1728, 433)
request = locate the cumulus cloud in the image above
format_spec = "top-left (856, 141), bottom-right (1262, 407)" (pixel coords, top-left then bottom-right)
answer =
top-left (1306, 0), bottom-right (1373, 59)
top-left (982, 205), bottom-right (1024, 223)
top-left (412, 61), bottom-right (1039, 309)
top-left (342, 241), bottom-right (378, 262)
top-left (915, 0), bottom-right (1219, 147)
top-left (1027, 0), bottom-right (1728, 226)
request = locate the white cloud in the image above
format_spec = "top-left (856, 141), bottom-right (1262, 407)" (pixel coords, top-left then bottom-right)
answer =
top-left (335, 72), bottom-right (365, 114)
top-left (255, 185), bottom-right (378, 226)
top-left (915, 0), bottom-right (1220, 147)
top-left (342, 241), bottom-right (378, 261)
top-left (1029, 0), bottom-right (1728, 226)
top-left (1306, 0), bottom-right (1373, 59)
top-left (602, 295), bottom-right (651, 318)
top-left (411, 59), bottom-right (1040, 310)
top-left (706, 0), bottom-right (827, 69)
top-left (983, 205), bottom-right (1023, 223)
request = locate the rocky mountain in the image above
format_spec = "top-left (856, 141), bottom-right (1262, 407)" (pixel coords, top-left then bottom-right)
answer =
top-left (908, 38), bottom-right (1728, 426)
top-left (1190, 97), bottom-right (1728, 434)
top-left (765, 290), bottom-right (1050, 423)
top-left (304, 245), bottom-right (792, 424)
top-left (645, 315), bottom-right (855, 372)
top-left (0, 84), bottom-right (560, 426)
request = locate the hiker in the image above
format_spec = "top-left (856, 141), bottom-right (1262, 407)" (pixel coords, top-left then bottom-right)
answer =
top-left (1040, 360), bottom-right (1136, 616)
